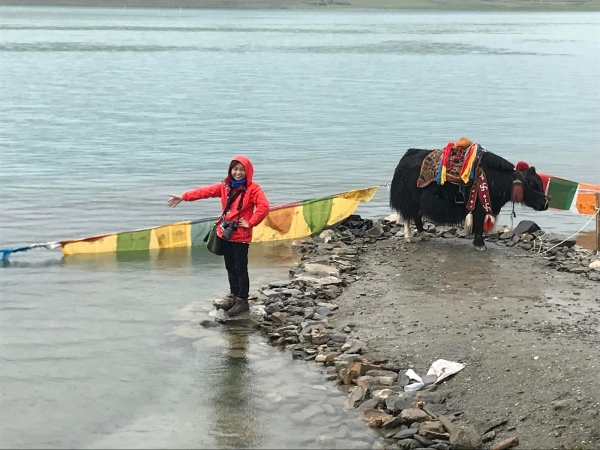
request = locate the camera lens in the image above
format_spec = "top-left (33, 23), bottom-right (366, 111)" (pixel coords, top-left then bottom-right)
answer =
top-left (222, 221), bottom-right (235, 240)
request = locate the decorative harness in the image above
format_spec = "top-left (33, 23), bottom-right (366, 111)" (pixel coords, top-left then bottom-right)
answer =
top-left (434, 141), bottom-right (495, 232)
top-left (466, 165), bottom-right (495, 232)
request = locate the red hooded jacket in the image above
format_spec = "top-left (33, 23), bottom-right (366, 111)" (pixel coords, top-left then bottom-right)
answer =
top-left (181, 155), bottom-right (269, 244)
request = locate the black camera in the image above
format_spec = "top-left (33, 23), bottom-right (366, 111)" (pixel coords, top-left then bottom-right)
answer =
top-left (221, 220), bottom-right (237, 241)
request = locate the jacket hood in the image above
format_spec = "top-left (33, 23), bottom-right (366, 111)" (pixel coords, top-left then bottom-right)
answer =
top-left (227, 154), bottom-right (254, 186)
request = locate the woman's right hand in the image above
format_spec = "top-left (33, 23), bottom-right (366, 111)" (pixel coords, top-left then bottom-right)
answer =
top-left (167, 195), bottom-right (184, 208)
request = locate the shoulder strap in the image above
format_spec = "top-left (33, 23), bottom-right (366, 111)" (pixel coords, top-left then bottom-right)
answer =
top-left (236, 188), bottom-right (247, 214)
top-left (221, 188), bottom-right (244, 219)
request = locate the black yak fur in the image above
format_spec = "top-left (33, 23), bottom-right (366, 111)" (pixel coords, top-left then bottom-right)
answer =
top-left (390, 148), bottom-right (548, 249)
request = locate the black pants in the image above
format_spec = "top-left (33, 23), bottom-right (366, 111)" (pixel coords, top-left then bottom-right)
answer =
top-left (220, 238), bottom-right (250, 299)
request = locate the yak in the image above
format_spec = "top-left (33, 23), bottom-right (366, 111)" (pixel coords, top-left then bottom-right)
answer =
top-left (390, 146), bottom-right (549, 250)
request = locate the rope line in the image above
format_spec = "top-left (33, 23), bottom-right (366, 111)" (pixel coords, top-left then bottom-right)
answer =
top-left (534, 208), bottom-right (599, 255)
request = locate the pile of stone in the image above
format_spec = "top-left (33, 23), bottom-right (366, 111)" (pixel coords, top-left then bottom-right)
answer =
top-left (252, 215), bottom-right (393, 355)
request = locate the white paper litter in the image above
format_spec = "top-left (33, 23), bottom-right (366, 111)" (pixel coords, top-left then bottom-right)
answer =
top-left (403, 368), bottom-right (425, 392)
top-left (427, 359), bottom-right (465, 384)
top-left (404, 359), bottom-right (465, 392)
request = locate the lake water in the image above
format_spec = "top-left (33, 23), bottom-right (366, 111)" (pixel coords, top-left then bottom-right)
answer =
top-left (1, 6), bottom-right (599, 448)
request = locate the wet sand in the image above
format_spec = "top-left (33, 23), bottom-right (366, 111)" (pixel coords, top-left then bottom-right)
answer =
top-left (328, 236), bottom-right (600, 449)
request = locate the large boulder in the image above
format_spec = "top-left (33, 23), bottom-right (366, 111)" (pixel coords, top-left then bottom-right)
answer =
top-left (449, 425), bottom-right (482, 450)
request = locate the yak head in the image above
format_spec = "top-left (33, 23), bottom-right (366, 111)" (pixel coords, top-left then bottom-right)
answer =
top-left (512, 162), bottom-right (549, 211)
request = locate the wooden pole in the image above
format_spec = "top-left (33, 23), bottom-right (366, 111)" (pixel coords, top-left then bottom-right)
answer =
top-left (596, 193), bottom-right (600, 254)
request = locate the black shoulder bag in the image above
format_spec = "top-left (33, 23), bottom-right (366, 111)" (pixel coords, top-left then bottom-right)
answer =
top-left (204, 188), bottom-right (245, 255)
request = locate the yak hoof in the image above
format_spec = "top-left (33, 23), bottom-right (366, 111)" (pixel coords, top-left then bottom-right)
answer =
top-left (474, 245), bottom-right (486, 251)
top-left (405, 237), bottom-right (413, 243)
top-left (415, 232), bottom-right (430, 242)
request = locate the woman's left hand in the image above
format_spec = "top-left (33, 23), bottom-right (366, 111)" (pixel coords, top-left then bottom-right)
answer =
top-left (237, 218), bottom-right (250, 228)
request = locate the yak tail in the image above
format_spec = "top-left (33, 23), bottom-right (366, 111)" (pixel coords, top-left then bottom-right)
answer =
top-left (464, 212), bottom-right (473, 236)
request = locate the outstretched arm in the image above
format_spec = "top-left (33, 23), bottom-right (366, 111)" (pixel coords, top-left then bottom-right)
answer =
top-left (167, 183), bottom-right (221, 208)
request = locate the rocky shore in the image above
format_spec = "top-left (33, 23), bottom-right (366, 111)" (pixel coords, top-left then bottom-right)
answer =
top-left (211, 215), bottom-right (600, 450)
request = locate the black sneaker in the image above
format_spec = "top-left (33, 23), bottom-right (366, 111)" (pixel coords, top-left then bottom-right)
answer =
top-left (227, 297), bottom-right (249, 317)
top-left (218, 294), bottom-right (237, 311)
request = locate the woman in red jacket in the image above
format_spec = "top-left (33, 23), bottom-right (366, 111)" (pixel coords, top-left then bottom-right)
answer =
top-left (167, 155), bottom-right (269, 316)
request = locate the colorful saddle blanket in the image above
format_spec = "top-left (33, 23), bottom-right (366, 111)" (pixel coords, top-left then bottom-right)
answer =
top-left (417, 141), bottom-right (485, 188)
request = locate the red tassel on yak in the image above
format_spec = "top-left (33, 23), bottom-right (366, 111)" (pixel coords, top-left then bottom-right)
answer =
top-left (512, 161), bottom-right (528, 204)
top-left (511, 181), bottom-right (524, 203)
top-left (483, 214), bottom-right (495, 232)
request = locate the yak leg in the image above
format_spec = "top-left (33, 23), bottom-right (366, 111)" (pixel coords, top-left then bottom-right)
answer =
top-left (414, 215), bottom-right (424, 233)
top-left (413, 214), bottom-right (430, 241)
top-left (472, 210), bottom-right (486, 250)
top-left (414, 214), bottom-right (430, 241)
top-left (473, 233), bottom-right (486, 250)
top-left (403, 219), bottom-right (412, 242)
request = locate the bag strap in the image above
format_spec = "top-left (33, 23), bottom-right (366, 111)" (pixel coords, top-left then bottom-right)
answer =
top-left (220, 188), bottom-right (245, 220)
top-left (236, 188), bottom-right (246, 216)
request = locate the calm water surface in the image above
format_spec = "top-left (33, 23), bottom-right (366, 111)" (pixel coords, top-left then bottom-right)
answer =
top-left (0, 7), bottom-right (599, 448)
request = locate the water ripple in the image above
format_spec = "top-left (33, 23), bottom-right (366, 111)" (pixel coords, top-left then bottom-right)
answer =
top-left (0, 41), bottom-right (545, 55)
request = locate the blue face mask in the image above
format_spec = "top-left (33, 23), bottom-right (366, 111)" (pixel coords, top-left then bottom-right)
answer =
top-left (230, 178), bottom-right (246, 189)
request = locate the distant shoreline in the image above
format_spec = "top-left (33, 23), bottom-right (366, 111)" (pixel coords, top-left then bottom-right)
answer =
top-left (1, 0), bottom-right (600, 12)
